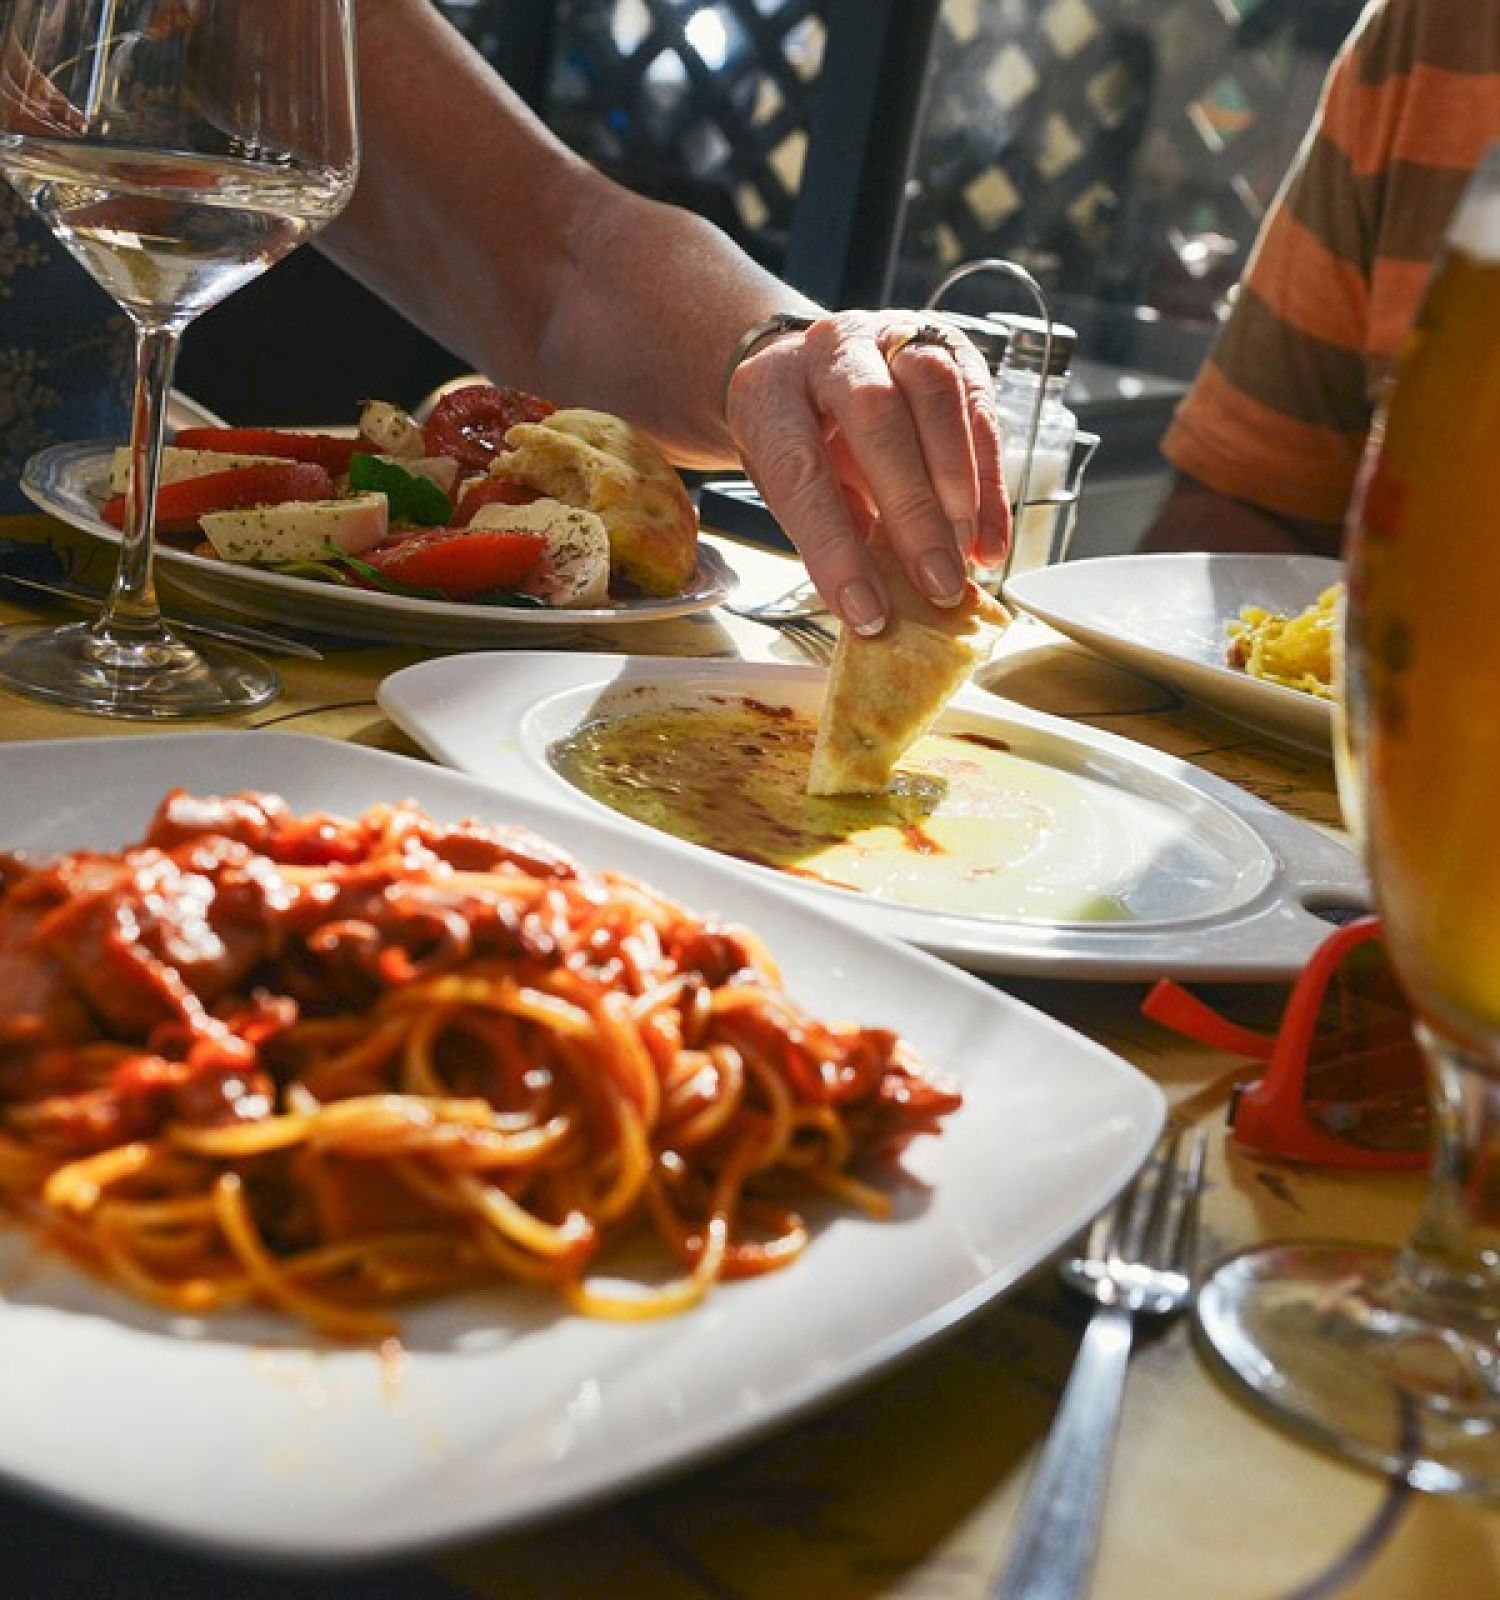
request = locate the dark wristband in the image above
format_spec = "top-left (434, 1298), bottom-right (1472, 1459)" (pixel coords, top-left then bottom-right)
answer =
top-left (721, 311), bottom-right (818, 416)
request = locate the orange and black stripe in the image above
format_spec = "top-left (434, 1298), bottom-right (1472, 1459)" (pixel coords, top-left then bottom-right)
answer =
top-left (1163, 0), bottom-right (1500, 526)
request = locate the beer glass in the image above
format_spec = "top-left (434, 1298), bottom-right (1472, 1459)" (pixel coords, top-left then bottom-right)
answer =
top-left (1195, 148), bottom-right (1500, 1494)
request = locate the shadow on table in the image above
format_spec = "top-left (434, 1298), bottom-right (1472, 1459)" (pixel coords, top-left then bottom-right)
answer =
top-left (0, 1485), bottom-right (463, 1599)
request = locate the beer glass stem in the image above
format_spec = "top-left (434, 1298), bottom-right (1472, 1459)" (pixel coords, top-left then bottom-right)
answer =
top-left (92, 315), bottom-right (182, 654)
top-left (1394, 1029), bottom-right (1500, 1326)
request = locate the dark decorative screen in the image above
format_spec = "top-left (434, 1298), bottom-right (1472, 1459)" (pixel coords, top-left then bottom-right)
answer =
top-left (438, 0), bottom-right (1364, 344)
top-left (902, 0), bottom-right (1365, 326)
top-left (442, 0), bottom-right (827, 255)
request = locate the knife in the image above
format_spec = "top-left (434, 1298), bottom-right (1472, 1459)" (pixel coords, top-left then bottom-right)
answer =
top-left (0, 570), bottom-right (325, 661)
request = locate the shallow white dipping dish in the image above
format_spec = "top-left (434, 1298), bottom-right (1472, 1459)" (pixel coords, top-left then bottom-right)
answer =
top-left (379, 652), bottom-right (1366, 981)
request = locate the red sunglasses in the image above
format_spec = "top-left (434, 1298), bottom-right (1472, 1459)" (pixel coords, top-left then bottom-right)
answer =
top-left (1142, 916), bottom-right (1429, 1169)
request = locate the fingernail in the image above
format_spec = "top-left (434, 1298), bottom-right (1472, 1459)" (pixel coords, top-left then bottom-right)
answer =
top-left (838, 579), bottom-right (886, 635)
top-left (978, 524), bottom-right (1009, 566)
top-left (974, 518), bottom-right (1006, 570)
top-left (954, 517), bottom-right (976, 554)
top-left (918, 549), bottom-right (966, 606)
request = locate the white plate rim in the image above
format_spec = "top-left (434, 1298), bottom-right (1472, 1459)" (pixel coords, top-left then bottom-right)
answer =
top-left (377, 651), bottom-right (1367, 982)
top-left (1003, 552), bottom-right (1340, 752)
top-left (20, 440), bottom-right (739, 644)
top-left (0, 730), bottom-right (1164, 1562)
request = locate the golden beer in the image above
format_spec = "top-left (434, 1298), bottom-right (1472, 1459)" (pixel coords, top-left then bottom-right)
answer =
top-left (1196, 156), bottom-right (1500, 1494)
top-left (1347, 223), bottom-right (1500, 1051)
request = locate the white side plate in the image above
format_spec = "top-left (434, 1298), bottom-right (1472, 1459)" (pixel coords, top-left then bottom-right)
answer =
top-left (378, 653), bottom-right (1367, 981)
top-left (1004, 552), bottom-right (1341, 753)
top-left (21, 441), bottom-right (737, 647)
top-left (0, 732), bottom-right (1162, 1562)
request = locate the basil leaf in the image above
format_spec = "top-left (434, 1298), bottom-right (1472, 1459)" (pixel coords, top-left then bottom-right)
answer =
top-left (263, 557), bottom-right (356, 585)
top-left (262, 548), bottom-right (444, 599)
top-left (348, 453), bottom-right (452, 527)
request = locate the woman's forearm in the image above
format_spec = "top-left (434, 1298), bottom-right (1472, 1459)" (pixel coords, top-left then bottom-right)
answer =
top-left (324, 0), bottom-right (812, 465)
top-left (322, 1), bottom-right (1007, 633)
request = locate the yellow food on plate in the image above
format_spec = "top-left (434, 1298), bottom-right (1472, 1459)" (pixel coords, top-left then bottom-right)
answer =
top-left (1226, 583), bottom-right (1340, 700)
top-left (494, 408), bottom-right (699, 596)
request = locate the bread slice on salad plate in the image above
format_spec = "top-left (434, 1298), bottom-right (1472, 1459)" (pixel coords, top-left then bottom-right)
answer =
top-left (491, 409), bottom-right (699, 597)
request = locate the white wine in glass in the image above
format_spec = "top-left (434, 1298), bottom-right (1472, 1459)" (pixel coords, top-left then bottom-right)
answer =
top-left (0, 0), bottom-right (358, 717)
top-left (1196, 147), bottom-right (1500, 1495)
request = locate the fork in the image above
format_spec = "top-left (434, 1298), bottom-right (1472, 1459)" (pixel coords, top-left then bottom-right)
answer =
top-left (991, 1126), bottom-right (1207, 1600)
top-left (722, 592), bottom-right (838, 664)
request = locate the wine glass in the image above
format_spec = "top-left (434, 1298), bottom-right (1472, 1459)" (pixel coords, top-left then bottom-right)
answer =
top-left (0, 0), bottom-right (358, 717)
top-left (1194, 147), bottom-right (1500, 1494)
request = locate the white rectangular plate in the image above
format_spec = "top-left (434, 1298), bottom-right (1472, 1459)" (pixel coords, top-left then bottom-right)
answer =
top-left (378, 652), bottom-right (1365, 981)
top-left (0, 732), bottom-right (1162, 1562)
top-left (1004, 552), bottom-right (1340, 753)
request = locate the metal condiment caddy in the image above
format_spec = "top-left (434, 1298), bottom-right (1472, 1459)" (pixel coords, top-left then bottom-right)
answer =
top-left (925, 257), bottom-right (1100, 584)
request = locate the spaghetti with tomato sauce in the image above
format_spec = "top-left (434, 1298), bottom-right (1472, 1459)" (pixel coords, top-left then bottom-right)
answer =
top-left (0, 792), bottom-right (958, 1337)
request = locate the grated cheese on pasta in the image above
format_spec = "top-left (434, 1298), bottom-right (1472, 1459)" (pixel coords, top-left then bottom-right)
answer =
top-left (1225, 583), bottom-right (1340, 700)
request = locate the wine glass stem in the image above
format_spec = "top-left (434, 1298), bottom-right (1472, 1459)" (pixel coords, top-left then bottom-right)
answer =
top-left (1396, 1027), bottom-right (1500, 1324)
top-left (98, 315), bottom-right (183, 641)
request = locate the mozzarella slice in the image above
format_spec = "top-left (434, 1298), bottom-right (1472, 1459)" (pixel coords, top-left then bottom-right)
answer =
top-left (109, 446), bottom-right (287, 494)
top-left (358, 399), bottom-right (427, 458)
top-left (468, 498), bottom-right (610, 608)
top-left (199, 492), bottom-right (390, 565)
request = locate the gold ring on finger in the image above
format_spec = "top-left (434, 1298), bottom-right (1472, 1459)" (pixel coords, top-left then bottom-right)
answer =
top-left (883, 320), bottom-right (957, 363)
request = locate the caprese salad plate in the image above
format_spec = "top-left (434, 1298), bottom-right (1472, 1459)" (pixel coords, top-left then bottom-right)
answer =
top-left (22, 439), bottom-right (738, 650)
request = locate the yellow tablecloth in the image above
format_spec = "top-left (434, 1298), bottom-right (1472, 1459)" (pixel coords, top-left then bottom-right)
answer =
top-left (0, 511), bottom-right (1494, 1599)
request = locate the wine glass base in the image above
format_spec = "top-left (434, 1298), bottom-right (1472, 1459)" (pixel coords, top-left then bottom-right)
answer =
top-left (1196, 1241), bottom-right (1500, 1497)
top-left (0, 620), bottom-right (278, 720)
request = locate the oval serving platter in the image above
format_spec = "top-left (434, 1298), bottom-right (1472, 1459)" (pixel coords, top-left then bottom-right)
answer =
top-left (22, 440), bottom-right (737, 648)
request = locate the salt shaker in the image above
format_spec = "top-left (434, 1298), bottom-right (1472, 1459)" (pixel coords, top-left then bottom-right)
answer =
top-left (989, 313), bottom-right (1079, 577)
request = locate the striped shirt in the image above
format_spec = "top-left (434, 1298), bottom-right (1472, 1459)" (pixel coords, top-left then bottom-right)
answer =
top-left (1161, 0), bottom-right (1500, 531)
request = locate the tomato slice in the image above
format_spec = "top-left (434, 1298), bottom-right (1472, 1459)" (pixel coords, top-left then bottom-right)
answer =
top-left (173, 426), bottom-right (364, 476)
top-left (361, 527), bottom-right (545, 599)
top-left (422, 385), bottom-right (554, 470)
top-left (453, 477), bottom-right (542, 525)
top-left (102, 462), bottom-right (335, 536)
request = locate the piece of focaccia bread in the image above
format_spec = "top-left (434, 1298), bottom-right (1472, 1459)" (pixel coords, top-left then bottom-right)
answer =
top-left (807, 533), bottom-right (1009, 796)
top-left (493, 408), bottom-right (698, 596)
